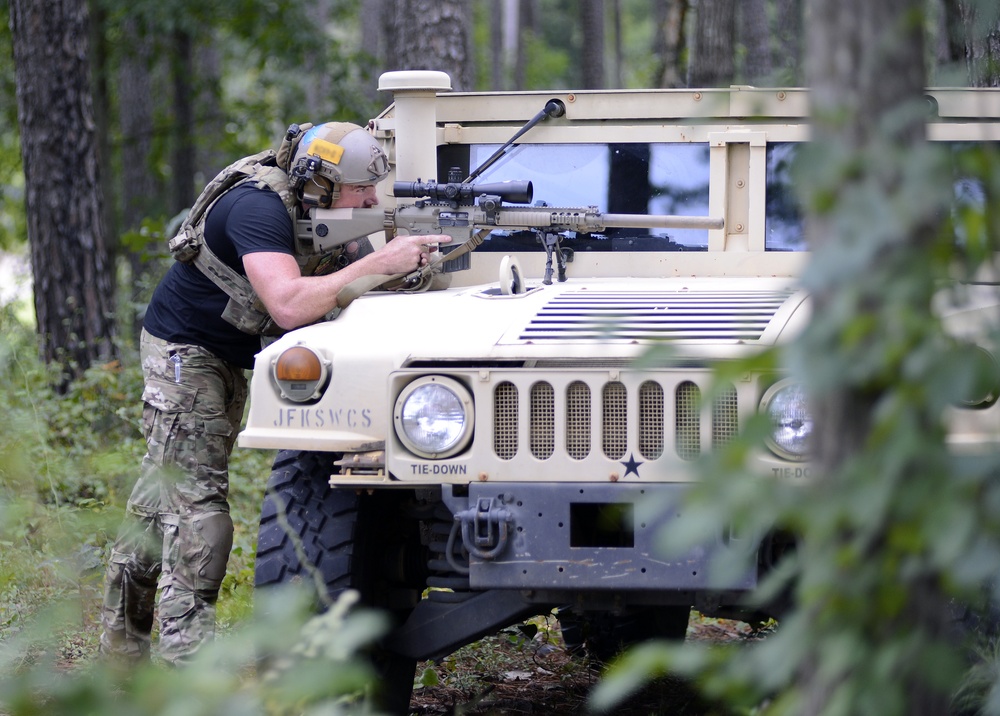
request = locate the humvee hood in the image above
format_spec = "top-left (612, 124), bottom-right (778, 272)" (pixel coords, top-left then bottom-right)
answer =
top-left (294, 277), bottom-right (808, 364)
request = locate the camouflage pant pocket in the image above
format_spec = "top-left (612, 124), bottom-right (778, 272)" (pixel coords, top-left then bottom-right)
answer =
top-left (157, 591), bottom-right (207, 663)
top-left (142, 377), bottom-right (197, 417)
top-left (160, 514), bottom-right (181, 584)
top-left (141, 379), bottom-right (199, 464)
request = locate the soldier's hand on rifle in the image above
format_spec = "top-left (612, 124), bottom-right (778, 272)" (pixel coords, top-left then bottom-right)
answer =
top-left (374, 233), bottom-right (452, 274)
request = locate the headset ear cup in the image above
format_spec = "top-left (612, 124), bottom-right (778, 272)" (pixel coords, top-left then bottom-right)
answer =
top-left (301, 176), bottom-right (335, 208)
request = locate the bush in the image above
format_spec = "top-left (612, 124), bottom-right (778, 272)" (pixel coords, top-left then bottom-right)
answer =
top-left (0, 307), bottom-right (299, 709)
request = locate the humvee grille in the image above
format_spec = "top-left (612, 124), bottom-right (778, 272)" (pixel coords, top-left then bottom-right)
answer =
top-left (493, 376), bottom-right (738, 463)
top-left (517, 290), bottom-right (793, 342)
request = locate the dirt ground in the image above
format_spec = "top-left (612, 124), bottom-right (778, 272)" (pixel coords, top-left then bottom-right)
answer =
top-left (43, 593), bottom-right (757, 715)
top-left (407, 615), bottom-right (760, 716)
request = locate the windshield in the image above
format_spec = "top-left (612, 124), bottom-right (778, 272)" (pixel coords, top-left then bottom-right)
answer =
top-left (459, 143), bottom-right (713, 251)
top-left (436, 140), bottom-right (996, 254)
top-left (764, 141), bottom-right (996, 251)
top-left (766, 143), bottom-right (805, 250)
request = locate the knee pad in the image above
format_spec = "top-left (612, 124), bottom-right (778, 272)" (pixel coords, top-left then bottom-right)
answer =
top-left (190, 511), bottom-right (234, 591)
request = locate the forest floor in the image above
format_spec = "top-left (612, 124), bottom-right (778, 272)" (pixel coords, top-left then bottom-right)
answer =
top-left (408, 614), bottom-right (766, 716)
top-left (45, 598), bottom-right (760, 715)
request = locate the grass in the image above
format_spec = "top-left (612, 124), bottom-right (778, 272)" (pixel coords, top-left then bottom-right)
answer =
top-left (0, 310), bottom-right (394, 715)
top-left (0, 307), bottom-right (273, 664)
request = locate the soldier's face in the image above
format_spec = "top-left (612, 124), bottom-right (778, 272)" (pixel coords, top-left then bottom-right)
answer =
top-left (333, 183), bottom-right (379, 209)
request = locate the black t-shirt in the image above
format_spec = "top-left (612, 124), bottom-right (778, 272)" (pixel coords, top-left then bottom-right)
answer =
top-left (143, 184), bottom-right (294, 369)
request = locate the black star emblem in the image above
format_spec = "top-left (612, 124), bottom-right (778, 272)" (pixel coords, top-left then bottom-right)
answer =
top-left (620, 453), bottom-right (643, 478)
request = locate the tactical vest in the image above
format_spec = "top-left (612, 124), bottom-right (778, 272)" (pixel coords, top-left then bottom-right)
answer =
top-left (167, 128), bottom-right (351, 336)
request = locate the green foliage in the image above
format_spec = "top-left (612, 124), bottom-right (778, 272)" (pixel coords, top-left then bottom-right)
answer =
top-left (0, 587), bottom-right (389, 716)
top-left (209, 0), bottom-right (383, 154)
top-left (0, 303), bottom-right (274, 657)
top-left (593, 102), bottom-right (1000, 716)
top-left (471, 0), bottom-right (663, 91)
top-left (0, 308), bottom-right (389, 714)
top-left (519, 31), bottom-right (574, 91)
top-left (0, 308), bottom-right (144, 508)
top-left (614, 0), bottom-right (660, 88)
top-left (0, 3), bottom-right (25, 251)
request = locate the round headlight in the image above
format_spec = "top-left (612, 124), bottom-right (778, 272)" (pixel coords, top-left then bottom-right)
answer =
top-left (272, 345), bottom-right (329, 403)
top-left (394, 376), bottom-right (474, 459)
top-left (956, 346), bottom-right (1000, 409)
top-left (760, 380), bottom-right (812, 461)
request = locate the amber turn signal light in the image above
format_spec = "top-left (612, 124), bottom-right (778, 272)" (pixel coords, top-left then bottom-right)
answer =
top-left (272, 345), bottom-right (329, 402)
top-left (275, 346), bottom-right (323, 381)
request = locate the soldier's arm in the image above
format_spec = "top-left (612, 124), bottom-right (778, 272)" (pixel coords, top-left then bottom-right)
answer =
top-left (243, 233), bottom-right (450, 330)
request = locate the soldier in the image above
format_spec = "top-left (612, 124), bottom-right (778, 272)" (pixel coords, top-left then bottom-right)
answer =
top-left (98, 122), bottom-right (449, 665)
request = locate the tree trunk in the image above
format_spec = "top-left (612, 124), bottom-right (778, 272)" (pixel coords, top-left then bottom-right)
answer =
top-left (9, 0), bottom-right (118, 390)
top-left (196, 40), bottom-right (225, 179)
top-left (360, 0), bottom-right (384, 104)
top-left (491, 0), bottom-right (505, 89)
top-left (88, 0), bottom-right (116, 253)
top-left (171, 28), bottom-right (196, 214)
top-left (514, 0), bottom-right (537, 90)
top-left (957, 0), bottom-right (1000, 86)
top-left (118, 14), bottom-right (163, 338)
top-left (800, 0), bottom-right (952, 712)
top-left (738, 0), bottom-right (771, 84)
top-left (688, 0), bottom-right (736, 87)
top-left (653, 0), bottom-right (688, 88)
top-left (772, 0), bottom-right (803, 84)
top-left (610, 0), bottom-right (623, 87)
top-left (302, 0), bottom-right (333, 121)
top-left (579, 0), bottom-right (605, 89)
top-left (389, 0), bottom-right (474, 91)
top-left (119, 19), bottom-right (158, 235)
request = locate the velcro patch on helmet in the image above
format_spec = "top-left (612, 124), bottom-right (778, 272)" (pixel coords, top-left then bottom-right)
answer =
top-left (307, 138), bottom-right (345, 165)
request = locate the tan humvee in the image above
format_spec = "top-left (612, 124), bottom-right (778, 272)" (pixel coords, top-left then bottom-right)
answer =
top-left (241, 71), bottom-right (1000, 711)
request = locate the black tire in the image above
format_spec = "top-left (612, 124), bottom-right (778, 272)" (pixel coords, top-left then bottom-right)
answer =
top-left (255, 450), bottom-right (427, 714)
top-left (560, 606), bottom-right (691, 664)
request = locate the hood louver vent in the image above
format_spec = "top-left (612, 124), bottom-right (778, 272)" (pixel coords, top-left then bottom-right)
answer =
top-left (517, 290), bottom-right (794, 342)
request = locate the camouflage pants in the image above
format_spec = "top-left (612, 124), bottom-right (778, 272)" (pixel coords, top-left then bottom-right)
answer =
top-left (100, 329), bottom-right (247, 665)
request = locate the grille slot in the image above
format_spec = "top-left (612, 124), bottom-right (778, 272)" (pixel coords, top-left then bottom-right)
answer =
top-left (493, 381), bottom-right (518, 460)
top-left (490, 375), bottom-right (740, 464)
top-left (566, 381), bottom-right (591, 459)
top-left (676, 381), bottom-right (701, 461)
top-left (638, 381), bottom-right (664, 459)
top-left (602, 382), bottom-right (628, 459)
top-left (530, 382), bottom-right (555, 459)
top-left (713, 383), bottom-right (739, 448)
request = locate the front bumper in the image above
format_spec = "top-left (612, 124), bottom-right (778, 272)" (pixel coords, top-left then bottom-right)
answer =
top-left (441, 482), bottom-right (759, 592)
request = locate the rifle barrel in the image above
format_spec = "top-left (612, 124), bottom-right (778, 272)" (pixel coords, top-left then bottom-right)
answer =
top-left (493, 209), bottom-right (724, 232)
top-left (603, 213), bottom-right (724, 230)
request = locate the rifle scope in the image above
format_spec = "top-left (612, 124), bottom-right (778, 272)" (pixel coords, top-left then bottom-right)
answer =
top-left (393, 179), bottom-right (533, 205)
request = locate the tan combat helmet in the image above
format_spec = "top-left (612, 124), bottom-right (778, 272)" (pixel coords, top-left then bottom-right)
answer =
top-left (288, 122), bottom-right (390, 208)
